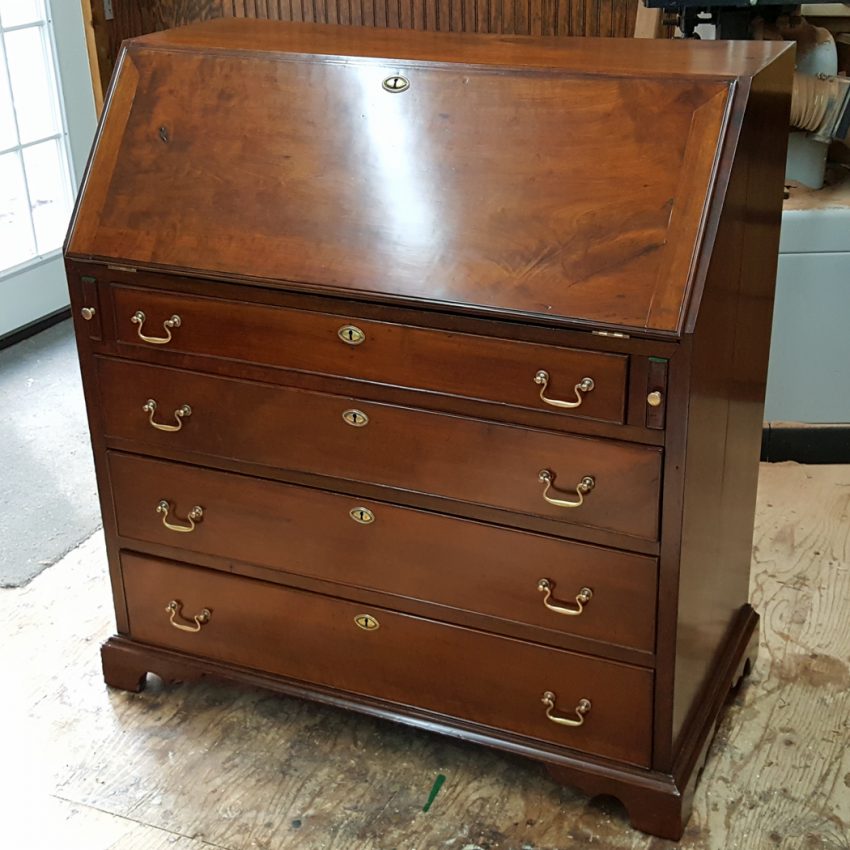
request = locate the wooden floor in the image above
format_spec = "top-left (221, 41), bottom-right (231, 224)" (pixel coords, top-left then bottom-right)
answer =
top-left (2, 462), bottom-right (848, 850)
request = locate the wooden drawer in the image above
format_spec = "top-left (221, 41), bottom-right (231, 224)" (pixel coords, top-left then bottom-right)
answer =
top-left (96, 358), bottom-right (662, 540)
top-left (109, 452), bottom-right (658, 653)
top-left (121, 552), bottom-right (654, 766)
top-left (110, 284), bottom-right (628, 424)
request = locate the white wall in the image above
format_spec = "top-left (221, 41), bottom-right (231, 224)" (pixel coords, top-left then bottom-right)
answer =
top-left (764, 206), bottom-right (850, 423)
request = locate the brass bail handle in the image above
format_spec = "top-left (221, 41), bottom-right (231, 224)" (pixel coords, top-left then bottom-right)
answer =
top-left (143, 399), bottom-right (191, 432)
top-left (541, 692), bottom-right (592, 727)
top-left (537, 579), bottom-right (593, 616)
top-left (157, 500), bottom-right (204, 533)
top-left (538, 470), bottom-right (595, 508)
top-left (131, 310), bottom-right (181, 345)
top-left (534, 370), bottom-right (594, 409)
top-left (165, 600), bottom-right (211, 633)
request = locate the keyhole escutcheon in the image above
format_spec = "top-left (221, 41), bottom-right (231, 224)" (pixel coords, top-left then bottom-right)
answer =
top-left (342, 409), bottom-right (369, 427)
top-left (382, 75), bottom-right (410, 93)
top-left (350, 507), bottom-right (375, 524)
top-left (338, 325), bottom-right (366, 345)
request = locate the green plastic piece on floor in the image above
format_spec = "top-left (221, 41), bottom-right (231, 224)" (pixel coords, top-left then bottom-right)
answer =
top-left (422, 774), bottom-right (446, 812)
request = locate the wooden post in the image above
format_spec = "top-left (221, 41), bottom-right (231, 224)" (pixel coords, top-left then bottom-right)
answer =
top-left (79, 0), bottom-right (114, 114)
top-left (634, 2), bottom-right (664, 38)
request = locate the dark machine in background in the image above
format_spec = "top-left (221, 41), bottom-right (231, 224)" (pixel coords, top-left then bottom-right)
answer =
top-left (643, 0), bottom-right (850, 189)
top-left (645, 0), bottom-right (834, 39)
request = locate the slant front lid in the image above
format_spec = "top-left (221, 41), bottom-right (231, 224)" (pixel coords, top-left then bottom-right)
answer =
top-left (67, 24), bottom-right (735, 334)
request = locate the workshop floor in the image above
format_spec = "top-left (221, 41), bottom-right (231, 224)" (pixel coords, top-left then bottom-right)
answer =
top-left (1, 462), bottom-right (847, 850)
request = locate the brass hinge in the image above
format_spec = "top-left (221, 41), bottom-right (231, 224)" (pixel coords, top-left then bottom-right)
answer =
top-left (107, 264), bottom-right (137, 273)
top-left (592, 330), bottom-right (630, 339)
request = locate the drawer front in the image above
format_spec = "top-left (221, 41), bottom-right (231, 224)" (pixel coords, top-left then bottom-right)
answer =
top-left (109, 452), bottom-right (658, 652)
top-left (97, 359), bottom-right (662, 540)
top-left (122, 552), bottom-right (654, 766)
top-left (111, 285), bottom-right (628, 424)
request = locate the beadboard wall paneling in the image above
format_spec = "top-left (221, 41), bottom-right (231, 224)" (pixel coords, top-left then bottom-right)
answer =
top-left (107, 0), bottom-right (639, 36)
top-left (89, 0), bottom-right (639, 104)
top-left (224, 0), bottom-right (637, 34)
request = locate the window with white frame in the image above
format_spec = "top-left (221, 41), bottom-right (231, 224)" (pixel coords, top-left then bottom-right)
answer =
top-left (0, 0), bottom-right (74, 275)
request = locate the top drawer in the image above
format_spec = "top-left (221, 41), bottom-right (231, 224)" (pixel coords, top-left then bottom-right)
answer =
top-left (110, 284), bottom-right (628, 424)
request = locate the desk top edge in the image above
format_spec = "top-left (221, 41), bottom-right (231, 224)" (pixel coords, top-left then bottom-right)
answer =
top-left (129, 19), bottom-right (793, 80)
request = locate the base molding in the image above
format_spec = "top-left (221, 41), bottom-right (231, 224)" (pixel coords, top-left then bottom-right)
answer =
top-left (669, 605), bottom-right (760, 834)
top-left (101, 619), bottom-right (759, 841)
top-left (0, 307), bottom-right (70, 352)
top-left (100, 635), bottom-right (661, 778)
top-left (762, 422), bottom-right (850, 463)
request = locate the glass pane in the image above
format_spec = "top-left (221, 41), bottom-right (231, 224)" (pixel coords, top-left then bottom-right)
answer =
top-left (5, 25), bottom-right (61, 144)
top-left (0, 150), bottom-right (36, 270)
top-left (0, 36), bottom-right (17, 149)
top-left (0, 0), bottom-right (45, 28)
top-left (23, 137), bottom-right (71, 254)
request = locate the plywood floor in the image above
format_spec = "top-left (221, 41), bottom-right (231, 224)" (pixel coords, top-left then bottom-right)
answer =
top-left (1, 462), bottom-right (848, 850)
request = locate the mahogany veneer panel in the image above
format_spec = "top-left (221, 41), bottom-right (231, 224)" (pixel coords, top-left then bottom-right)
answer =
top-left (67, 23), bottom-right (733, 334)
top-left (121, 552), bottom-right (655, 767)
top-left (109, 283), bottom-right (629, 424)
top-left (95, 357), bottom-right (662, 539)
top-left (109, 451), bottom-right (658, 653)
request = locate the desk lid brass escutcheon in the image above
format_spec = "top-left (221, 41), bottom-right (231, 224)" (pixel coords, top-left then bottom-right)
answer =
top-left (382, 75), bottom-right (410, 93)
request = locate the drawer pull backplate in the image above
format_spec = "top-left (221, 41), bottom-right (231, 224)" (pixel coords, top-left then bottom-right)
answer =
top-left (542, 692), bottom-right (591, 727)
top-left (165, 600), bottom-right (211, 633)
top-left (157, 500), bottom-right (203, 533)
top-left (537, 579), bottom-right (593, 616)
top-left (143, 398), bottom-right (192, 432)
top-left (534, 370), bottom-right (594, 409)
top-left (538, 470), bottom-right (595, 509)
top-left (131, 310), bottom-right (181, 345)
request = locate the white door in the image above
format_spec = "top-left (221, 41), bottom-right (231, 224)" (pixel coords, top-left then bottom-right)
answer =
top-left (0, 0), bottom-right (97, 338)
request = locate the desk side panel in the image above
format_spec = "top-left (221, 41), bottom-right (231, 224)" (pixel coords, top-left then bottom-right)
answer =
top-left (671, 49), bottom-right (794, 754)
